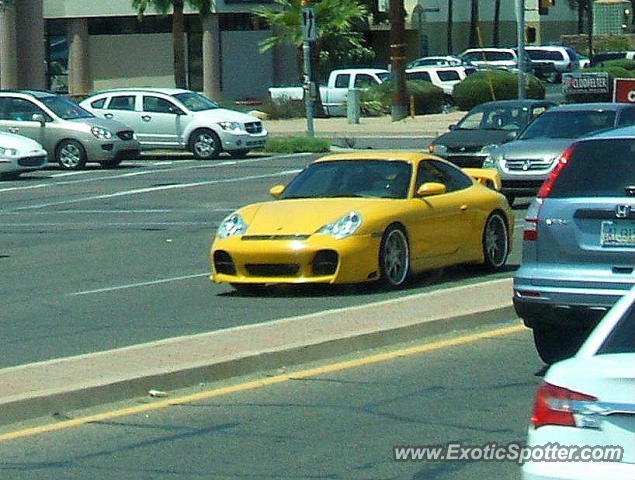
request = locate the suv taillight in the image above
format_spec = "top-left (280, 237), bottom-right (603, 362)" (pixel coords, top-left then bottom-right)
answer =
top-left (537, 144), bottom-right (575, 198)
top-left (532, 382), bottom-right (598, 428)
top-left (523, 198), bottom-right (543, 241)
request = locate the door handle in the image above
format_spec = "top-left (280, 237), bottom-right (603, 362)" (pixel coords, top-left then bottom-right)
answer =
top-left (104, 113), bottom-right (114, 119)
top-left (141, 115), bottom-right (151, 122)
top-left (8, 127), bottom-right (19, 134)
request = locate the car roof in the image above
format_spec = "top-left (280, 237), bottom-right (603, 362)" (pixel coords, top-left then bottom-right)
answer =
top-left (86, 87), bottom-right (191, 96)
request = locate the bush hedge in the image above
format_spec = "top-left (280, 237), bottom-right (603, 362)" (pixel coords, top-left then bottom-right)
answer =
top-left (452, 69), bottom-right (545, 110)
top-left (362, 79), bottom-right (445, 115)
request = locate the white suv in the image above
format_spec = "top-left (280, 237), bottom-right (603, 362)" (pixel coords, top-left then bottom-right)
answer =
top-left (80, 88), bottom-right (268, 159)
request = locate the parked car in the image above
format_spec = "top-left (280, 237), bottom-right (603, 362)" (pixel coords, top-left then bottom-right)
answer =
top-left (0, 131), bottom-right (47, 180)
top-left (428, 99), bottom-right (556, 168)
top-left (482, 103), bottom-right (635, 205)
top-left (211, 152), bottom-right (512, 293)
top-left (514, 125), bottom-right (635, 364)
top-left (405, 65), bottom-right (476, 104)
top-left (406, 55), bottom-right (471, 69)
top-left (80, 88), bottom-right (267, 159)
top-left (524, 45), bottom-right (581, 83)
top-left (521, 286), bottom-right (635, 479)
top-left (460, 48), bottom-right (518, 71)
top-left (0, 90), bottom-right (140, 170)
top-left (268, 68), bottom-right (390, 117)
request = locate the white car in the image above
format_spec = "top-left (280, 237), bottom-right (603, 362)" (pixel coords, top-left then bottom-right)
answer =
top-left (521, 286), bottom-right (635, 479)
top-left (0, 131), bottom-right (47, 180)
top-left (80, 88), bottom-right (268, 159)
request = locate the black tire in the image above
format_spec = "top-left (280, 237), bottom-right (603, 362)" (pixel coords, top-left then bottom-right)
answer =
top-left (481, 212), bottom-right (509, 271)
top-left (189, 128), bottom-right (221, 160)
top-left (229, 149), bottom-right (250, 159)
top-left (379, 225), bottom-right (410, 288)
top-left (56, 139), bottom-right (87, 170)
top-left (533, 325), bottom-right (589, 364)
top-left (101, 158), bottom-right (123, 169)
top-left (230, 283), bottom-right (265, 295)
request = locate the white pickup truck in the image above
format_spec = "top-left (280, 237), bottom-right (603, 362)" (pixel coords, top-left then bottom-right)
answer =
top-left (268, 68), bottom-right (390, 117)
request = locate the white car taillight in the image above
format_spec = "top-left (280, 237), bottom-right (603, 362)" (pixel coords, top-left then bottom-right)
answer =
top-left (532, 382), bottom-right (598, 429)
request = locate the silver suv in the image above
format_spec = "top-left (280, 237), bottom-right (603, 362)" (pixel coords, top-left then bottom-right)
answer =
top-left (0, 90), bottom-right (140, 170)
top-left (80, 88), bottom-right (268, 159)
top-left (483, 103), bottom-right (635, 205)
top-left (514, 126), bottom-right (635, 363)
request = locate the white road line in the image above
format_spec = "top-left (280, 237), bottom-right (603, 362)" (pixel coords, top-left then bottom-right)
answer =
top-left (6, 169), bottom-right (302, 211)
top-left (68, 273), bottom-right (211, 296)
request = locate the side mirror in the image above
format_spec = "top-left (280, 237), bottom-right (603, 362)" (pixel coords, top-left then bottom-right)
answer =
top-left (269, 184), bottom-right (285, 198)
top-left (32, 113), bottom-right (46, 126)
top-left (417, 182), bottom-right (447, 197)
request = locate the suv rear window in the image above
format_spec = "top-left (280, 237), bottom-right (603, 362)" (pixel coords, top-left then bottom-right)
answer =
top-left (549, 138), bottom-right (635, 198)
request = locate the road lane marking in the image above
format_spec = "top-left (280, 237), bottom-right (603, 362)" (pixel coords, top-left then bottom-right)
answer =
top-left (68, 273), bottom-right (211, 296)
top-left (0, 323), bottom-right (526, 443)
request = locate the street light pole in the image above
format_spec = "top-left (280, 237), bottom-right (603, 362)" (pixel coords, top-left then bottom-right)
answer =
top-left (517, 0), bottom-right (526, 99)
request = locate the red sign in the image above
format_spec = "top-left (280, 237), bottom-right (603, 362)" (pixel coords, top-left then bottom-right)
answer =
top-left (613, 78), bottom-right (635, 103)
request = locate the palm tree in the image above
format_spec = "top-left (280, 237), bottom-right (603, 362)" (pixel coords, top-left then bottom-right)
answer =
top-left (447, 0), bottom-right (453, 54)
top-left (469, 0), bottom-right (479, 48)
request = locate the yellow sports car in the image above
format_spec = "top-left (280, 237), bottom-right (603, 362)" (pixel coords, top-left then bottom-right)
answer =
top-left (210, 152), bottom-right (513, 292)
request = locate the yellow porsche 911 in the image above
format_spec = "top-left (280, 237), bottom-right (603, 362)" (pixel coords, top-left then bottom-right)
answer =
top-left (210, 152), bottom-right (513, 292)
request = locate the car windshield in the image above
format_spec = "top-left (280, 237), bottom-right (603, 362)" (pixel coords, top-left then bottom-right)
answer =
top-left (41, 96), bottom-right (94, 120)
top-left (597, 303), bottom-right (635, 354)
top-left (172, 92), bottom-right (219, 111)
top-left (519, 110), bottom-right (616, 140)
top-left (280, 160), bottom-right (413, 200)
top-left (456, 105), bottom-right (530, 131)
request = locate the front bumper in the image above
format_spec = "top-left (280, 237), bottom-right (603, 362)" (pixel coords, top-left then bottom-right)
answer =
top-left (211, 233), bottom-right (381, 285)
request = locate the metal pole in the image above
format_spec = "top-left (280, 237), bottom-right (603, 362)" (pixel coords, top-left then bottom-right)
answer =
top-left (517, 0), bottom-right (526, 99)
top-left (303, 39), bottom-right (315, 137)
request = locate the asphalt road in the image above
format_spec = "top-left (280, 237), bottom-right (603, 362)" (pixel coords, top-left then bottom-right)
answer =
top-left (0, 324), bottom-right (542, 480)
top-left (1, 153), bottom-right (527, 369)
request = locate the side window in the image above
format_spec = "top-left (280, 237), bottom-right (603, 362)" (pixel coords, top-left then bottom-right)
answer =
top-left (416, 160), bottom-right (472, 193)
top-left (334, 74), bottom-right (350, 88)
top-left (2, 98), bottom-right (44, 121)
top-left (617, 108), bottom-right (635, 126)
top-left (143, 96), bottom-right (180, 114)
top-left (354, 74), bottom-right (375, 88)
top-left (89, 98), bottom-right (107, 109)
top-left (108, 95), bottom-right (136, 111)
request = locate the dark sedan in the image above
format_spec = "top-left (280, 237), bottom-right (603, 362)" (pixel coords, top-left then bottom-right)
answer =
top-left (428, 99), bottom-right (556, 168)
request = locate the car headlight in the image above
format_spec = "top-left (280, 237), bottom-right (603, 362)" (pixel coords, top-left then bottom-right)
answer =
top-left (318, 211), bottom-right (363, 239)
top-left (0, 147), bottom-right (18, 156)
top-left (218, 121), bottom-right (242, 132)
top-left (428, 143), bottom-right (447, 155)
top-left (217, 213), bottom-right (248, 238)
top-left (91, 126), bottom-right (113, 139)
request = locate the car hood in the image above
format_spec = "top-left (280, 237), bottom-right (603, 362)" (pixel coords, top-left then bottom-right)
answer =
top-left (0, 132), bottom-right (45, 151)
top-left (69, 116), bottom-right (134, 132)
top-left (434, 129), bottom-right (516, 148)
top-left (493, 138), bottom-right (574, 159)
top-left (239, 198), bottom-right (393, 235)
top-left (194, 108), bottom-right (262, 124)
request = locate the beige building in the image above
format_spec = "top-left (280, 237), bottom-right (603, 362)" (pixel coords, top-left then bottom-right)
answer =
top-left (0, 0), bottom-right (582, 101)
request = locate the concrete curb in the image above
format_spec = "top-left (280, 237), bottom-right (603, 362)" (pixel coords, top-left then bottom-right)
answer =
top-left (0, 278), bottom-right (516, 426)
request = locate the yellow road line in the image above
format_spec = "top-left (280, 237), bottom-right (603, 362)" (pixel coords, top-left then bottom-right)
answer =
top-left (0, 323), bottom-right (526, 443)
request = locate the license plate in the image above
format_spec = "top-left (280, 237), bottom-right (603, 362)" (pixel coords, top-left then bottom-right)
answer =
top-left (601, 220), bottom-right (635, 247)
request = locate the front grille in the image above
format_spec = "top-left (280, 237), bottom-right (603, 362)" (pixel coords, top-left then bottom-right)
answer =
top-left (312, 250), bottom-right (338, 276)
top-left (18, 155), bottom-right (46, 167)
top-left (245, 263), bottom-right (300, 277)
top-left (245, 122), bottom-right (263, 134)
top-left (242, 235), bottom-right (310, 241)
top-left (504, 158), bottom-right (554, 171)
top-left (213, 251), bottom-right (236, 275)
top-left (117, 130), bottom-right (135, 141)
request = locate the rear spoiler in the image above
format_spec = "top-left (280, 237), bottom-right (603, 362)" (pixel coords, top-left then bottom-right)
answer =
top-left (463, 168), bottom-right (502, 191)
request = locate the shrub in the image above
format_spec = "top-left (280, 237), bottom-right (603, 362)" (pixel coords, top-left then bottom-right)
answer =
top-left (452, 69), bottom-right (545, 111)
top-left (260, 96), bottom-right (306, 119)
top-left (564, 63), bottom-right (635, 103)
top-left (362, 79), bottom-right (444, 115)
top-left (264, 136), bottom-right (331, 153)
